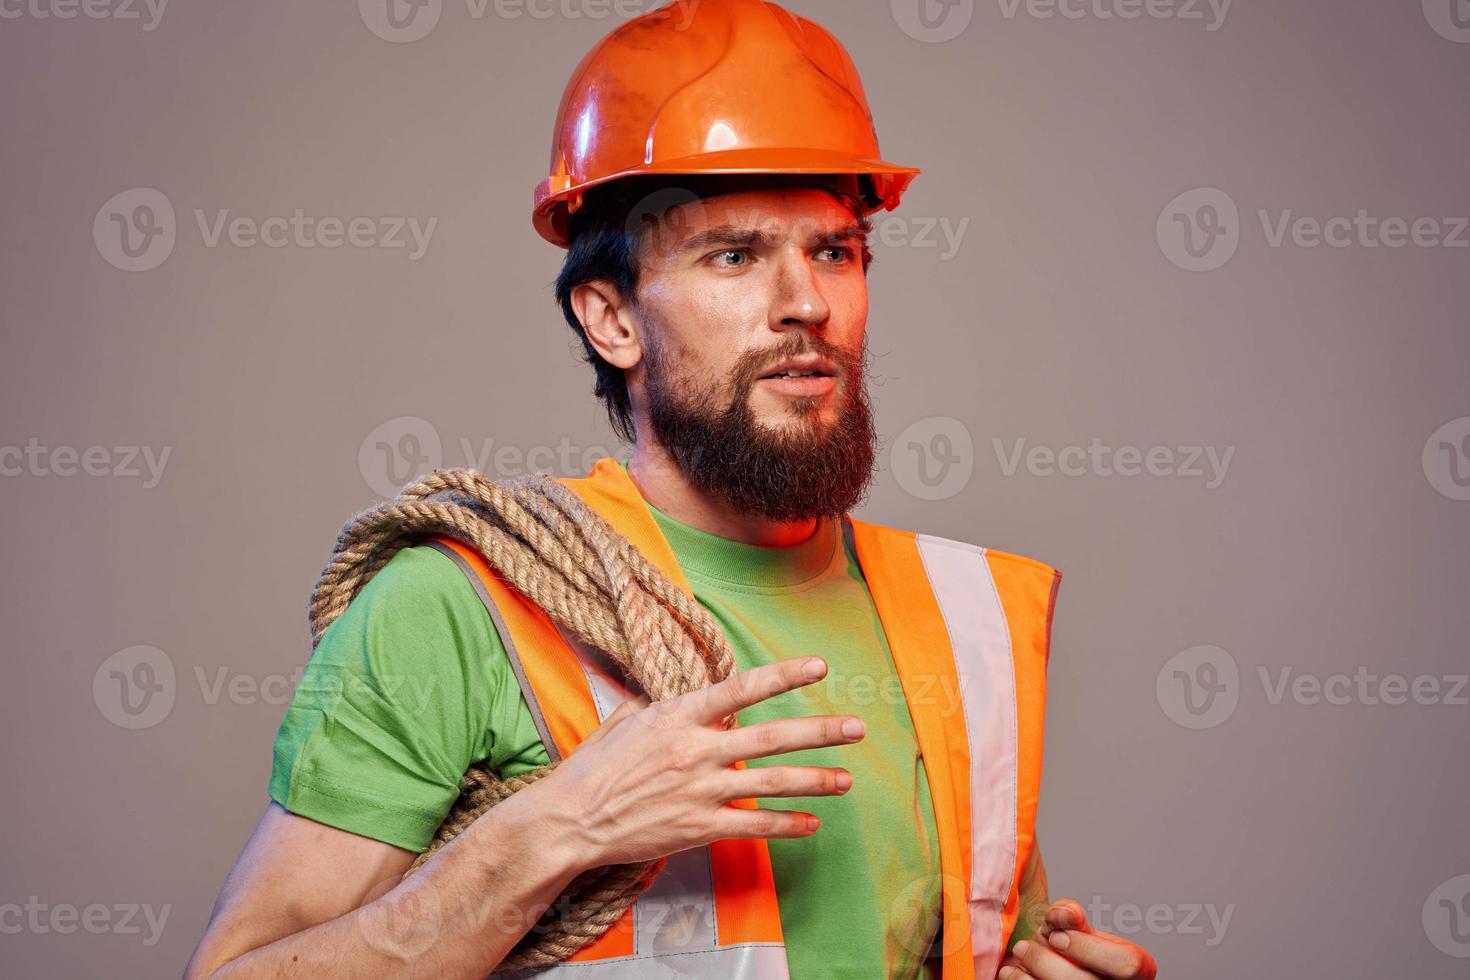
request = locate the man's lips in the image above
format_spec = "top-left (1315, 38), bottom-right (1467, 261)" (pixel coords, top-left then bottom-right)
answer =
top-left (757, 374), bottom-right (837, 398)
top-left (757, 353), bottom-right (840, 381)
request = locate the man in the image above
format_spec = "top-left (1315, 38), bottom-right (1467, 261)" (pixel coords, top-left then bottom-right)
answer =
top-left (186, 1), bottom-right (1158, 977)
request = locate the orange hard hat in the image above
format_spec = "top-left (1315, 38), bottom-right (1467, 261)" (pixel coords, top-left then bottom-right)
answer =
top-left (532, 0), bottom-right (921, 248)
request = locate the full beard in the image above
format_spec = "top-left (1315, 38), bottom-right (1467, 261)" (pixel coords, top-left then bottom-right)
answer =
top-left (644, 333), bottom-right (877, 523)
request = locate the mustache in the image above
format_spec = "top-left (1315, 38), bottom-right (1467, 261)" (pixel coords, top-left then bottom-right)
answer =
top-left (732, 336), bottom-right (863, 389)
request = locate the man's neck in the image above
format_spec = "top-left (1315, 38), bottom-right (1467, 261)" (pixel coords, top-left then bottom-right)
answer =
top-left (625, 442), bottom-right (819, 547)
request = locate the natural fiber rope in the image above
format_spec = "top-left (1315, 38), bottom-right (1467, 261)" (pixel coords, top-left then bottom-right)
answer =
top-left (306, 467), bottom-right (739, 972)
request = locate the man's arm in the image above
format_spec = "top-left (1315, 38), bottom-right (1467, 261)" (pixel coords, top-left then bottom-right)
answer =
top-left (184, 788), bottom-right (584, 979)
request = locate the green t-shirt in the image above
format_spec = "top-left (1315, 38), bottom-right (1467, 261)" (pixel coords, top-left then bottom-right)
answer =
top-left (271, 482), bottom-right (952, 977)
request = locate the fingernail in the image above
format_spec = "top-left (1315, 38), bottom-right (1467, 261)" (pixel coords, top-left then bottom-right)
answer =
top-left (835, 770), bottom-right (852, 791)
top-left (842, 718), bottom-right (866, 738)
top-left (1014, 940), bottom-right (1031, 958)
top-left (803, 658), bottom-right (827, 679)
top-left (1048, 930), bottom-right (1070, 951)
top-left (805, 815), bottom-right (820, 832)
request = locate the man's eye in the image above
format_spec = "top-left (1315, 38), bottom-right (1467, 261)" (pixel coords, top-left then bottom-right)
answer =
top-left (714, 249), bottom-right (749, 267)
top-left (818, 245), bottom-right (854, 263)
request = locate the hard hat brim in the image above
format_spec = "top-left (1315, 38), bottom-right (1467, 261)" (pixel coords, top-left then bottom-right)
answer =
top-left (533, 147), bottom-right (921, 248)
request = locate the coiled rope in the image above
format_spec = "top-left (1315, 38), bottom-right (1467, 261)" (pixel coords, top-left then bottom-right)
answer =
top-left (306, 468), bottom-right (737, 971)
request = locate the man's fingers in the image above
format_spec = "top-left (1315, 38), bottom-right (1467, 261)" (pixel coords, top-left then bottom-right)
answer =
top-left (715, 713), bottom-right (866, 764)
top-left (997, 954), bottom-right (1033, 979)
top-left (1044, 929), bottom-right (1158, 979)
top-left (713, 803), bottom-right (819, 841)
top-left (1044, 898), bottom-right (1090, 933)
top-left (1006, 940), bottom-right (1092, 980)
top-left (682, 657), bottom-right (830, 726)
top-left (717, 764), bottom-right (852, 802)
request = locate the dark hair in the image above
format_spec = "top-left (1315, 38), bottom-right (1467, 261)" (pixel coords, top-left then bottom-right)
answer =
top-left (554, 173), bottom-right (877, 443)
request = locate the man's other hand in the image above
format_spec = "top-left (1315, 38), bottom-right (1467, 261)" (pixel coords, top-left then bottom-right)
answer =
top-left (999, 898), bottom-right (1158, 979)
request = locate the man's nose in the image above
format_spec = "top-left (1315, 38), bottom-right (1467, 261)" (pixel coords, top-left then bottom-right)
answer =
top-left (769, 249), bottom-right (831, 330)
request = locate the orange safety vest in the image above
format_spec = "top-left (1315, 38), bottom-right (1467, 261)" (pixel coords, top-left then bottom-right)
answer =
top-left (427, 458), bottom-right (1060, 979)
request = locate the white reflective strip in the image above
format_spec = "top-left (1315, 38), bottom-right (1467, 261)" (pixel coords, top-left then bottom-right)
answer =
top-left (552, 622), bottom-right (636, 723)
top-left (915, 534), bottom-right (1018, 980)
top-left (634, 846), bottom-right (717, 956)
top-left (548, 625), bottom-right (724, 963)
top-left (504, 941), bottom-right (789, 978)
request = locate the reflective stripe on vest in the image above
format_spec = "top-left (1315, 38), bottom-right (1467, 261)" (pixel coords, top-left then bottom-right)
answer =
top-left (428, 457), bottom-right (1058, 979)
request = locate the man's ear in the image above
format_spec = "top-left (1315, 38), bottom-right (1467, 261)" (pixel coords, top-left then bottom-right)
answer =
top-left (570, 280), bottom-right (642, 371)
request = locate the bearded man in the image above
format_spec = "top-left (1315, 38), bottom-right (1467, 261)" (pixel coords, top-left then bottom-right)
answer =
top-left (186, 3), bottom-right (1158, 978)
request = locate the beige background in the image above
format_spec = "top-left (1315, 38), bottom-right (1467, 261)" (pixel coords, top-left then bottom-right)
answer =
top-left (2, 1), bottom-right (1468, 976)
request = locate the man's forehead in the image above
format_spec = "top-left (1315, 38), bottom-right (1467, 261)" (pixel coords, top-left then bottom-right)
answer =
top-left (655, 190), bottom-right (862, 251)
top-left (692, 187), bottom-right (854, 225)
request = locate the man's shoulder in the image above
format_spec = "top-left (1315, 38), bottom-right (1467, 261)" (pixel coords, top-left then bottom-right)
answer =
top-left (319, 542), bottom-right (489, 643)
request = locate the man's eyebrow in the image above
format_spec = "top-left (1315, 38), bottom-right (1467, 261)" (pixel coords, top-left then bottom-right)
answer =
top-left (676, 222), bottom-right (869, 254)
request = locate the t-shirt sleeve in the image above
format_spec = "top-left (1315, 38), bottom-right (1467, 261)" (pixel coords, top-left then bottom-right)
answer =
top-left (268, 543), bottom-right (550, 853)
